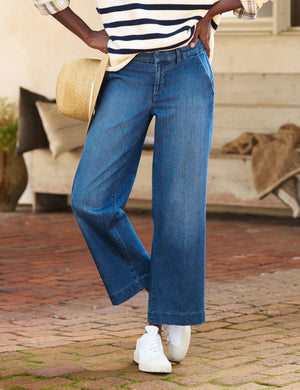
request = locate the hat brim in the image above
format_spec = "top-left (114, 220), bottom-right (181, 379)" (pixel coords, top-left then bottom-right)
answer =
top-left (87, 55), bottom-right (109, 132)
top-left (56, 55), bottom-right (109, 131)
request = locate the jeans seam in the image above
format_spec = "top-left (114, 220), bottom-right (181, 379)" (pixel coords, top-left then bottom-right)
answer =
top-left (149, 119), bottom-right (161, 316)
top-left (110, 272), bottom-right (149, 298)
top-left (110, 146), bottom-right (144, 287)
top-left (195, 51), bottom-right (215, 94)
top-left (111, 227), bottom-right (142, 286)
top-left (150, 310), bottom-right (205, 315)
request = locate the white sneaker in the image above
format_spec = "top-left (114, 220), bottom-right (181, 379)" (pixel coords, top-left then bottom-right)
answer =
top-left (163, 325), bottom-right (191, 362)
top-left (134, 325), bottom-right (172, 373)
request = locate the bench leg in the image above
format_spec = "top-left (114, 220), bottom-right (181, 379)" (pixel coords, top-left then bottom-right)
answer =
top-left (33, 193), bottom-right (69, 212)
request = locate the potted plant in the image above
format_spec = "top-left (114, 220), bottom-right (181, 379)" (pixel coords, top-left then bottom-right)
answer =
top-left (0, 98), bottom-right (28, 211)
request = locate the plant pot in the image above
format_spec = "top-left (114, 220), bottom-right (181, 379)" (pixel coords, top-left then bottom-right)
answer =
top-left (0, 147), bottom-right (28, 212)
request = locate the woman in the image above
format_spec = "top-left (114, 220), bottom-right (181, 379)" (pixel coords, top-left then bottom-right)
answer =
top-left (35, 0), bottom-right (267, 374)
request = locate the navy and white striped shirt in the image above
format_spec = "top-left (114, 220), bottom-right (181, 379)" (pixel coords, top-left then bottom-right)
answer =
top-left (96, 0), bottom-right (221, 71)
top-left (34, 0), bottom-right (268, 71)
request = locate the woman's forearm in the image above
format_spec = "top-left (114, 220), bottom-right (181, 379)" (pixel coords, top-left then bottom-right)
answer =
top-left (205, 0), bottom-right (243, 19)
top-left (51, 7), bottom-right (92, 44)
top-left (51, 7), bottom-right (109, 53)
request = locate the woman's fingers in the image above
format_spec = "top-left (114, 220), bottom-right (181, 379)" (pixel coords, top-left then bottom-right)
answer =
top-left (202, 37), bottom-right (210, 57)
top-left (190, 31), bottom-right (210, 57)
top-left (190, 19), bottom-right (211, 57)
top-left (189, 25), bottom-right (200, 48)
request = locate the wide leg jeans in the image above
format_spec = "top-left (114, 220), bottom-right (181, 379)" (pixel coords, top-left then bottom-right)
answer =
top-left (71, 38), bottom-right (214, 325)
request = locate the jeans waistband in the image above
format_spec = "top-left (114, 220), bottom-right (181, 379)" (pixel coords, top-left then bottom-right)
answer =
top-left (133, 38), bottom-right (205, 63)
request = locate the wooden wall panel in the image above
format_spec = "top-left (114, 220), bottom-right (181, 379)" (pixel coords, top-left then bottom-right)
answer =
top-left (212, 106), bottom-right (300, 149)
top-left (214, 73), bottom-right (300, 106)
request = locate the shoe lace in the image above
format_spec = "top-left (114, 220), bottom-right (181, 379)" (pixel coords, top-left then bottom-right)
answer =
top-left (144, 334), bottom-right (161, 355)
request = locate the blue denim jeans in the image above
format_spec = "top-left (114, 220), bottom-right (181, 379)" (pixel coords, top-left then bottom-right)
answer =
top-left (71, 38), bottom-right (214, 325)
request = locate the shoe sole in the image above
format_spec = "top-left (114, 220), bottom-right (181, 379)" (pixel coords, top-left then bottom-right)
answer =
top-left (138, 358), bottom-right (172, 373)
top-left (134, 349), bottom-right (172, 373)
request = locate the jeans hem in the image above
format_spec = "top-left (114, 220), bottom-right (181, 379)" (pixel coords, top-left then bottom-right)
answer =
top-left (109, 273), bottom-right (149, 305)
top-left (147, 310), bottom-right (205, 326)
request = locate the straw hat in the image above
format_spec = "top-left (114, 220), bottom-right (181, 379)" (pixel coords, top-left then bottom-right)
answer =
top-left (56, 55), bottom-right (109, 130)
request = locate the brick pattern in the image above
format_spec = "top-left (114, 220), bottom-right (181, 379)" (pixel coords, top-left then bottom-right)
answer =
top-left (0, 211), bottom-right (299, 389)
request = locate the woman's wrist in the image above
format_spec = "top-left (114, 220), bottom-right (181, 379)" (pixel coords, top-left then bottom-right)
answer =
top-left (83, 30), bottom-right (109, 53)
top-left (205, 0), bottom-right (242, 19)
top-left (83, 29), bottom-right (96, 46)
top-left (202, 13), bottom-right (213, 24)
top-left (204, 6), bottom-right (214, 21)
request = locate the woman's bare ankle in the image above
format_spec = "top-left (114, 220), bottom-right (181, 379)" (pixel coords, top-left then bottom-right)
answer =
top-left (148, 323), bottom-right (162, 336)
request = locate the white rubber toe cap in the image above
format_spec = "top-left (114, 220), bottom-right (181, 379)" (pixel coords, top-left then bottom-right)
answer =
top-left (139, 358), bottom-right (172, 373)
top-left (165, 325), bottom-right (191, 362)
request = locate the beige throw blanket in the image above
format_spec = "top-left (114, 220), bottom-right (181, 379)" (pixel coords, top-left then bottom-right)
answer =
top-left (221, 124), bottom-right (300, 218)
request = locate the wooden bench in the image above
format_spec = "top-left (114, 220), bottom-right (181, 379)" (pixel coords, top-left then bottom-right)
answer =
top-left (31, 73), bottom-right (299, 217)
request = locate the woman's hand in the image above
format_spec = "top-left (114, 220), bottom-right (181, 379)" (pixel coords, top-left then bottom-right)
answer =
top-left (189, 17), bottom-right (211, 57)
top-left (189, 0), bottom-right (243, 56)
top-left (86, 29), bottom-right (109, 54)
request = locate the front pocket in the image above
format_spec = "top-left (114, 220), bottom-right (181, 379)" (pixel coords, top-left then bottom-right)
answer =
top-left (194, 50), bottom-right (215, 94)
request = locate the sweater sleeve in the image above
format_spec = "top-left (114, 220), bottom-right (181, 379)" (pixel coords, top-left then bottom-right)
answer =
top-left (233, 0), bottom-right (272, 20)
top-left (34, 0), bottom-right (70, 15)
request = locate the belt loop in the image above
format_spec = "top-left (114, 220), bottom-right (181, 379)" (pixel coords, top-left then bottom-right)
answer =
top-left (175, 48), bottom-right (181, 65)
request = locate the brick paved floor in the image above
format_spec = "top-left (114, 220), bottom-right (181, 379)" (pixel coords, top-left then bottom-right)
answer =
top-left (0, 210), bottom-right (299, 389)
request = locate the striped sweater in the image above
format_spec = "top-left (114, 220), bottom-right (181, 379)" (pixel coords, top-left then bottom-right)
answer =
top-left (34, 0), bottom-right (269, 71)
